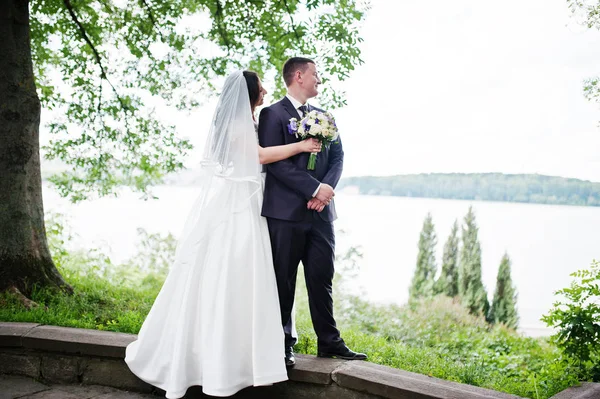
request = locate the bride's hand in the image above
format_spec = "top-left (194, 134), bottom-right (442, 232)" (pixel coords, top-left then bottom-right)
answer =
top-left (300, 138), bottom-right (321, 153)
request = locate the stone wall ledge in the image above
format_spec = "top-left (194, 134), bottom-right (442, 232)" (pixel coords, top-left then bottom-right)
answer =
top-left (0, 322), bottom-right (596, 399)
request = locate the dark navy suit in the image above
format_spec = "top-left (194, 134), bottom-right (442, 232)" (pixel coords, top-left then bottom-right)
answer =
top-left (258, 96), bottom-right (344, 351)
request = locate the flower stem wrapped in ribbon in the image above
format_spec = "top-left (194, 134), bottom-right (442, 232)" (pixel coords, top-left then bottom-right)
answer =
top-left (287, 110), bottom-right (339, 170)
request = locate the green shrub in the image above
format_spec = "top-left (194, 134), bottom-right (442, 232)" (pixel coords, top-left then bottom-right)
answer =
top-left (542, 260), bottom-right (600, 381)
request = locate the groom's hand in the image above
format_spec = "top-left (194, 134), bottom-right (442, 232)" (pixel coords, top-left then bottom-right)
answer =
top-left (307, 198), bottom-right (326, 212)
top-left (315, 183), bottom-right (334, 204)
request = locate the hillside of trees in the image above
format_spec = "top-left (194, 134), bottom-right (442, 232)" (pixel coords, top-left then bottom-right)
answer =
top-left (338, 173), bottom-right (600, 207)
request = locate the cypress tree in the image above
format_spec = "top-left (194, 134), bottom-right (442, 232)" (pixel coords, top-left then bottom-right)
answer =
top-left (409, 213), bottom-right (437, 299)
top-left (435, 220), bottom-right (459, 297)
top-left (459, 207), bottom-right (490, 317)
top-left (489, 253), bottom-right (519, 329)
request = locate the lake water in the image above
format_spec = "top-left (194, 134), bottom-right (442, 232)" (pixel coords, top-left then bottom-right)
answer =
top-left (43, 185), bottom-right (600, 337)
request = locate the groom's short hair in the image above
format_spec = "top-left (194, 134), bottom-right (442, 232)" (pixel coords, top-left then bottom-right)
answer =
top-left (283, 57), bottom-right (315, 86)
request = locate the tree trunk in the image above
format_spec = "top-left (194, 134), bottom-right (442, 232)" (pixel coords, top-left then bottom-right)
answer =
top-left (0, 0), bottom-right (70, 296)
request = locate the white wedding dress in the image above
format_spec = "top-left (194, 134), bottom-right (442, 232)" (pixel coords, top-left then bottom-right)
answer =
top-left (125, 72), bottom-right (287, 398)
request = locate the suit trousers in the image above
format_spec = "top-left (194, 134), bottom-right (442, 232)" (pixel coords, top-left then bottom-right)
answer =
top-left (266, 211), bottom-right (343, 351)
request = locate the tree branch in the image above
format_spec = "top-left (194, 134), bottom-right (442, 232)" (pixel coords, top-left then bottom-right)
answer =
top-left (97, 0), bottom-right (114, 15)
top-left (281, 0), bottom-right (302, 41)
top-left (214, 0), bottom-right (232, 51)
top-left (62, 0), bottom-right (130, 112)
top-left (138, 0), bottom-right (164, 40)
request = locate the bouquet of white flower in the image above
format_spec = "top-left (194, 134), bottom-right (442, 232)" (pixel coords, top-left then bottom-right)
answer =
top-left (287, 110), bottom-right (339, 170)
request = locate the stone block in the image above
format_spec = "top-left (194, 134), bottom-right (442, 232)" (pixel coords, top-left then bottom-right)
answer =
top-left (0, 352), bottom-right (40, 378)
top-left (0, 322), bottom-right (40, 347)
top-left (332, 361), bottom-right (522, 399)
top-left (23, 325), bottom-right (135, 358)
top-left (549, 382), bottom-right (600, 399)
top-left (40, 355), bottom-right (81, 383)
top-left (81, 358), bottom-right (152, 393)
top-left (288, 354), bottom-right (346, 385)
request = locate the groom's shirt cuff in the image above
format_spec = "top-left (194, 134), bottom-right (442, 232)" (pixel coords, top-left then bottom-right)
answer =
top-left (312, 184), bottom-right (321, 198)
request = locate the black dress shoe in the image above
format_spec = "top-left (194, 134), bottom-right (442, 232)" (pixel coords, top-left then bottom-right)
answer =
top-left (317, 346), bottom-right (367, 360)
top-left (285, 348), bottom-right (296, 367)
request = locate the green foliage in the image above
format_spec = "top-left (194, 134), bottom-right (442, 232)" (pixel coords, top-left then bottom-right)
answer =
top-left (567, 0), bottom-right (600, 29)
top-left (435, 219), bottom-right (459, 297)
top-left (46, 212), bottom-right (175, 290)
top-left (407, 211), bottom-right (517, 330)
top-left (0, 213), bottom-right (174, 332)
top-left (33, 0), bottom-right (368, 201)
top-left (489, 253), bottom-right (519, 329)
top-left (338, 173), bottom-right (600, 207)
top-left (126, 228), bottom-right (177, 280)
top-left (409, 213), bottom-right (437, 299)
top-left (542, 260), bottom-right (600, 381)
top-left (459, 207), bottom-right (490, 318)
top-left (295, 293), bottom-right (579, 399)
top-left (0, 218), bottom-right (582, 398)
top-left (567, 1), bottom-right (600, 129)
top-left (295, 247), bottom-right (577, 398)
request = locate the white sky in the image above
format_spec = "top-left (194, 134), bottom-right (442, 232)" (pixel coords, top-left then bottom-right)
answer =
top-left (333, 0), bottom-right (600, 181)
top-left (41, 0), bottom-right (600, 182)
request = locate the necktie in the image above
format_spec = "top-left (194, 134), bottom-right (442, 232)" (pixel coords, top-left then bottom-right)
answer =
top-left (298, 105), bottom-right (308, 117)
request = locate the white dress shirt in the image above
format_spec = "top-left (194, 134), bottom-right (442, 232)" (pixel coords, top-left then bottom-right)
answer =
top-left (285, 94), bottom-right (307, 118)
top-left (285, 93), bottom-right (321, 198)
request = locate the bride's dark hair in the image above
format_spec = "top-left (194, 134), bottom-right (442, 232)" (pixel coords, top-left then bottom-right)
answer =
top-left (243, 70), bottom-right (260, 108)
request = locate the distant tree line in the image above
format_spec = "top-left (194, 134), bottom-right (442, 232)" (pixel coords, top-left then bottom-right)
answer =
top-left (339, 173), bottom-right (600, 207)
top-left (409, 207), bottom-right (518, 329)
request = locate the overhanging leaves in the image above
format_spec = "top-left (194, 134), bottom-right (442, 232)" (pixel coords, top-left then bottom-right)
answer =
top-left (32, 0), bottom-right (369, 201)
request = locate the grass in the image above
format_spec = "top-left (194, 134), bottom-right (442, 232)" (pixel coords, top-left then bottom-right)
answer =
top-left (0, 217), bottom-right (583, 399)
top-left (0, 273), bottom-right (154, 333)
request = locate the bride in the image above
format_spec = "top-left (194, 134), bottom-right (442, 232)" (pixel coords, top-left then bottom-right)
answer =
top-left (125, 70), bottom-right (320, 398)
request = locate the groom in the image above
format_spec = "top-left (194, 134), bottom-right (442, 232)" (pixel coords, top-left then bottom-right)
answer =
top-left (258, 57), bottom-right (367, 367)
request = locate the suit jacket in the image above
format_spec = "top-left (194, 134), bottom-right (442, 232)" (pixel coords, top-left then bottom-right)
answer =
top-left (258, 96), bottom-right (344, 222)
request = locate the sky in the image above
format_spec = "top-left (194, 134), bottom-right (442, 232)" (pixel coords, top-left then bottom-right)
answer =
top-left (332, 0), bottom-right (600, 181)
top-left (41, 0), bottom-right (600, 182)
